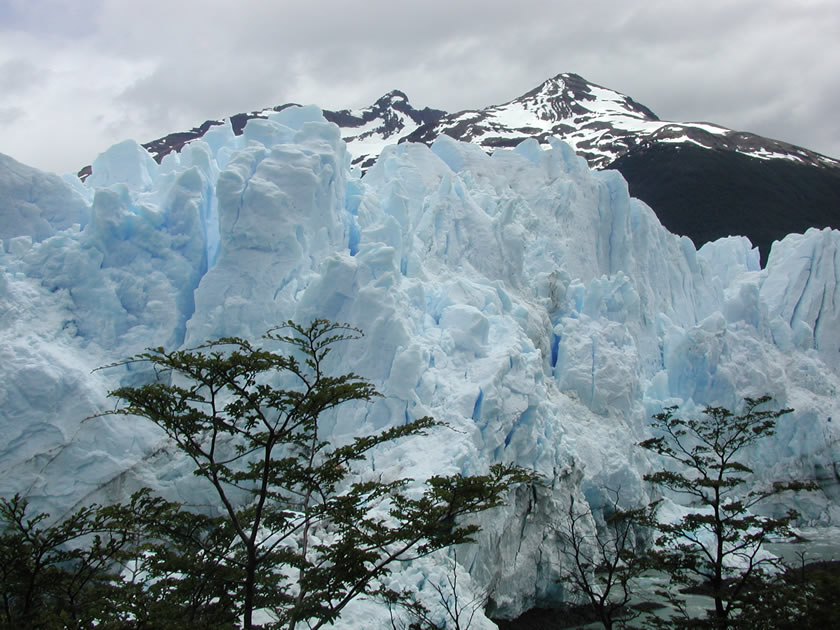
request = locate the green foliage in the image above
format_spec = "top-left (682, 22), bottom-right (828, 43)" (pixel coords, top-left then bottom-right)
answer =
top-left (0, 490), bottom-right (162, 629)
top-left (100, 319), bottom-right (533, 629)
top-left (639, 396), bottom-right (818, 629)
top-left (114, 491), bottom-right (242, 628)
top-left (732, 557), bottom-right (840, 629)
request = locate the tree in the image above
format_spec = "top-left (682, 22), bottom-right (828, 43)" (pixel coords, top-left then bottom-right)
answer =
top-left (114, 492), bottom-right (243, 629)
top-left (0, 491), bottom-right (159, 629)
top-left (102, 320), bottom-right (532, 629)
top-left (731, 551), bottom-right (840, 629)
top-left (383, 551), bottom-right (488, 630)
top-left (639, 396), bottom-right (817, 629)
top-left (555, 490), bottom-right (653, 629)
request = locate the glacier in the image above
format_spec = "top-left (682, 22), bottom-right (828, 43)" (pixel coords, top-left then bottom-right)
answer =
top-left (1, 106), bottom-right (839, 624)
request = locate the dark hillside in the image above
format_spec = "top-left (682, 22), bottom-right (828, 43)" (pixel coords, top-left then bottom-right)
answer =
top-left (608, 144), bottom-right (840, 266)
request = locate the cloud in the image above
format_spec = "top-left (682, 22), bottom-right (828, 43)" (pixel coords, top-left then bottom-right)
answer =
top-left (0, 106), bottom-right (25, 125)
top-left (0, 59), bottom-right (47, 94)
top-left (115, 57), bottom-right (296, 131)
top-left (1, 0), bottom-right (838, 172)
top-left (0, 0), bottom-right (102, 38)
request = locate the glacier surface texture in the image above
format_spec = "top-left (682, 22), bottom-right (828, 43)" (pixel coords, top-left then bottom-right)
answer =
top-left (1, 107), bottom-right (839, 623)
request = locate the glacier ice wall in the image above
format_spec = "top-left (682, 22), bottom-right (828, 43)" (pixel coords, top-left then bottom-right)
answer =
top-left (1, 108), bottom-right (839, 620)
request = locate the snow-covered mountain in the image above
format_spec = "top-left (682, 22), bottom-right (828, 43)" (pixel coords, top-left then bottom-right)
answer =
top-left (323, 90), bottom-right (446, 171)
top-left (404, 72), bottom-right (838, 169)
top-left (3, 100), bottom-right (840, 624)
top-left (120, 72), bottom-right (838, 173)
top-left (92, 89), bottom-right (446, 177)
top-left (90, 72), bottom-right (839, 266)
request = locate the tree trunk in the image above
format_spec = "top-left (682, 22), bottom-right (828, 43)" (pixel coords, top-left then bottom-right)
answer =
top-left (243, 548), bottom-right (257, 629)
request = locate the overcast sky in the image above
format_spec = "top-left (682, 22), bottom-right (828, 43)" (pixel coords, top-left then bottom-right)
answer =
top-left (1, 0), bottom-right (838, 174)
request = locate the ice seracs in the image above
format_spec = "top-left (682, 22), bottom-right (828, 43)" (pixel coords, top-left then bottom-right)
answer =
top-left (1, 106), bottom-right (839, 624)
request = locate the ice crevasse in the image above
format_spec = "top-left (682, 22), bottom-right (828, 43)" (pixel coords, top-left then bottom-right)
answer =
top-left (0, 105), bottom-right (839, 622)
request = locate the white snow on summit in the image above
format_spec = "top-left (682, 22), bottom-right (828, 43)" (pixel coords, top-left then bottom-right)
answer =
top-left (403, 73), bottom-right (839, 170)
top-left (343, 108), bottom-right (423, 170)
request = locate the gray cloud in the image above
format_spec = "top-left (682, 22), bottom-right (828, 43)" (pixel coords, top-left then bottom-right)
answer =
top-left (0, 106), bottom-right (25, 125)
top-left (0, 59), bottom-right (46, 94)
top-left (114, 55), bottom-right (300, 131)
top-left (0, 0), bottom-right (102, 38)
top-left (1, 0), bottom-right (838, 173)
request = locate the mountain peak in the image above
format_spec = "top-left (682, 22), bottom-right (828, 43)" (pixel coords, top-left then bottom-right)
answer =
top-left (515, 72), bottom-right (660, 124)
top-left (542, 71), bottom-right (595, 91)
top-left (374, 89), bottom-right (409, 106)
top-left (401, 71), bottom-right (664, 164)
